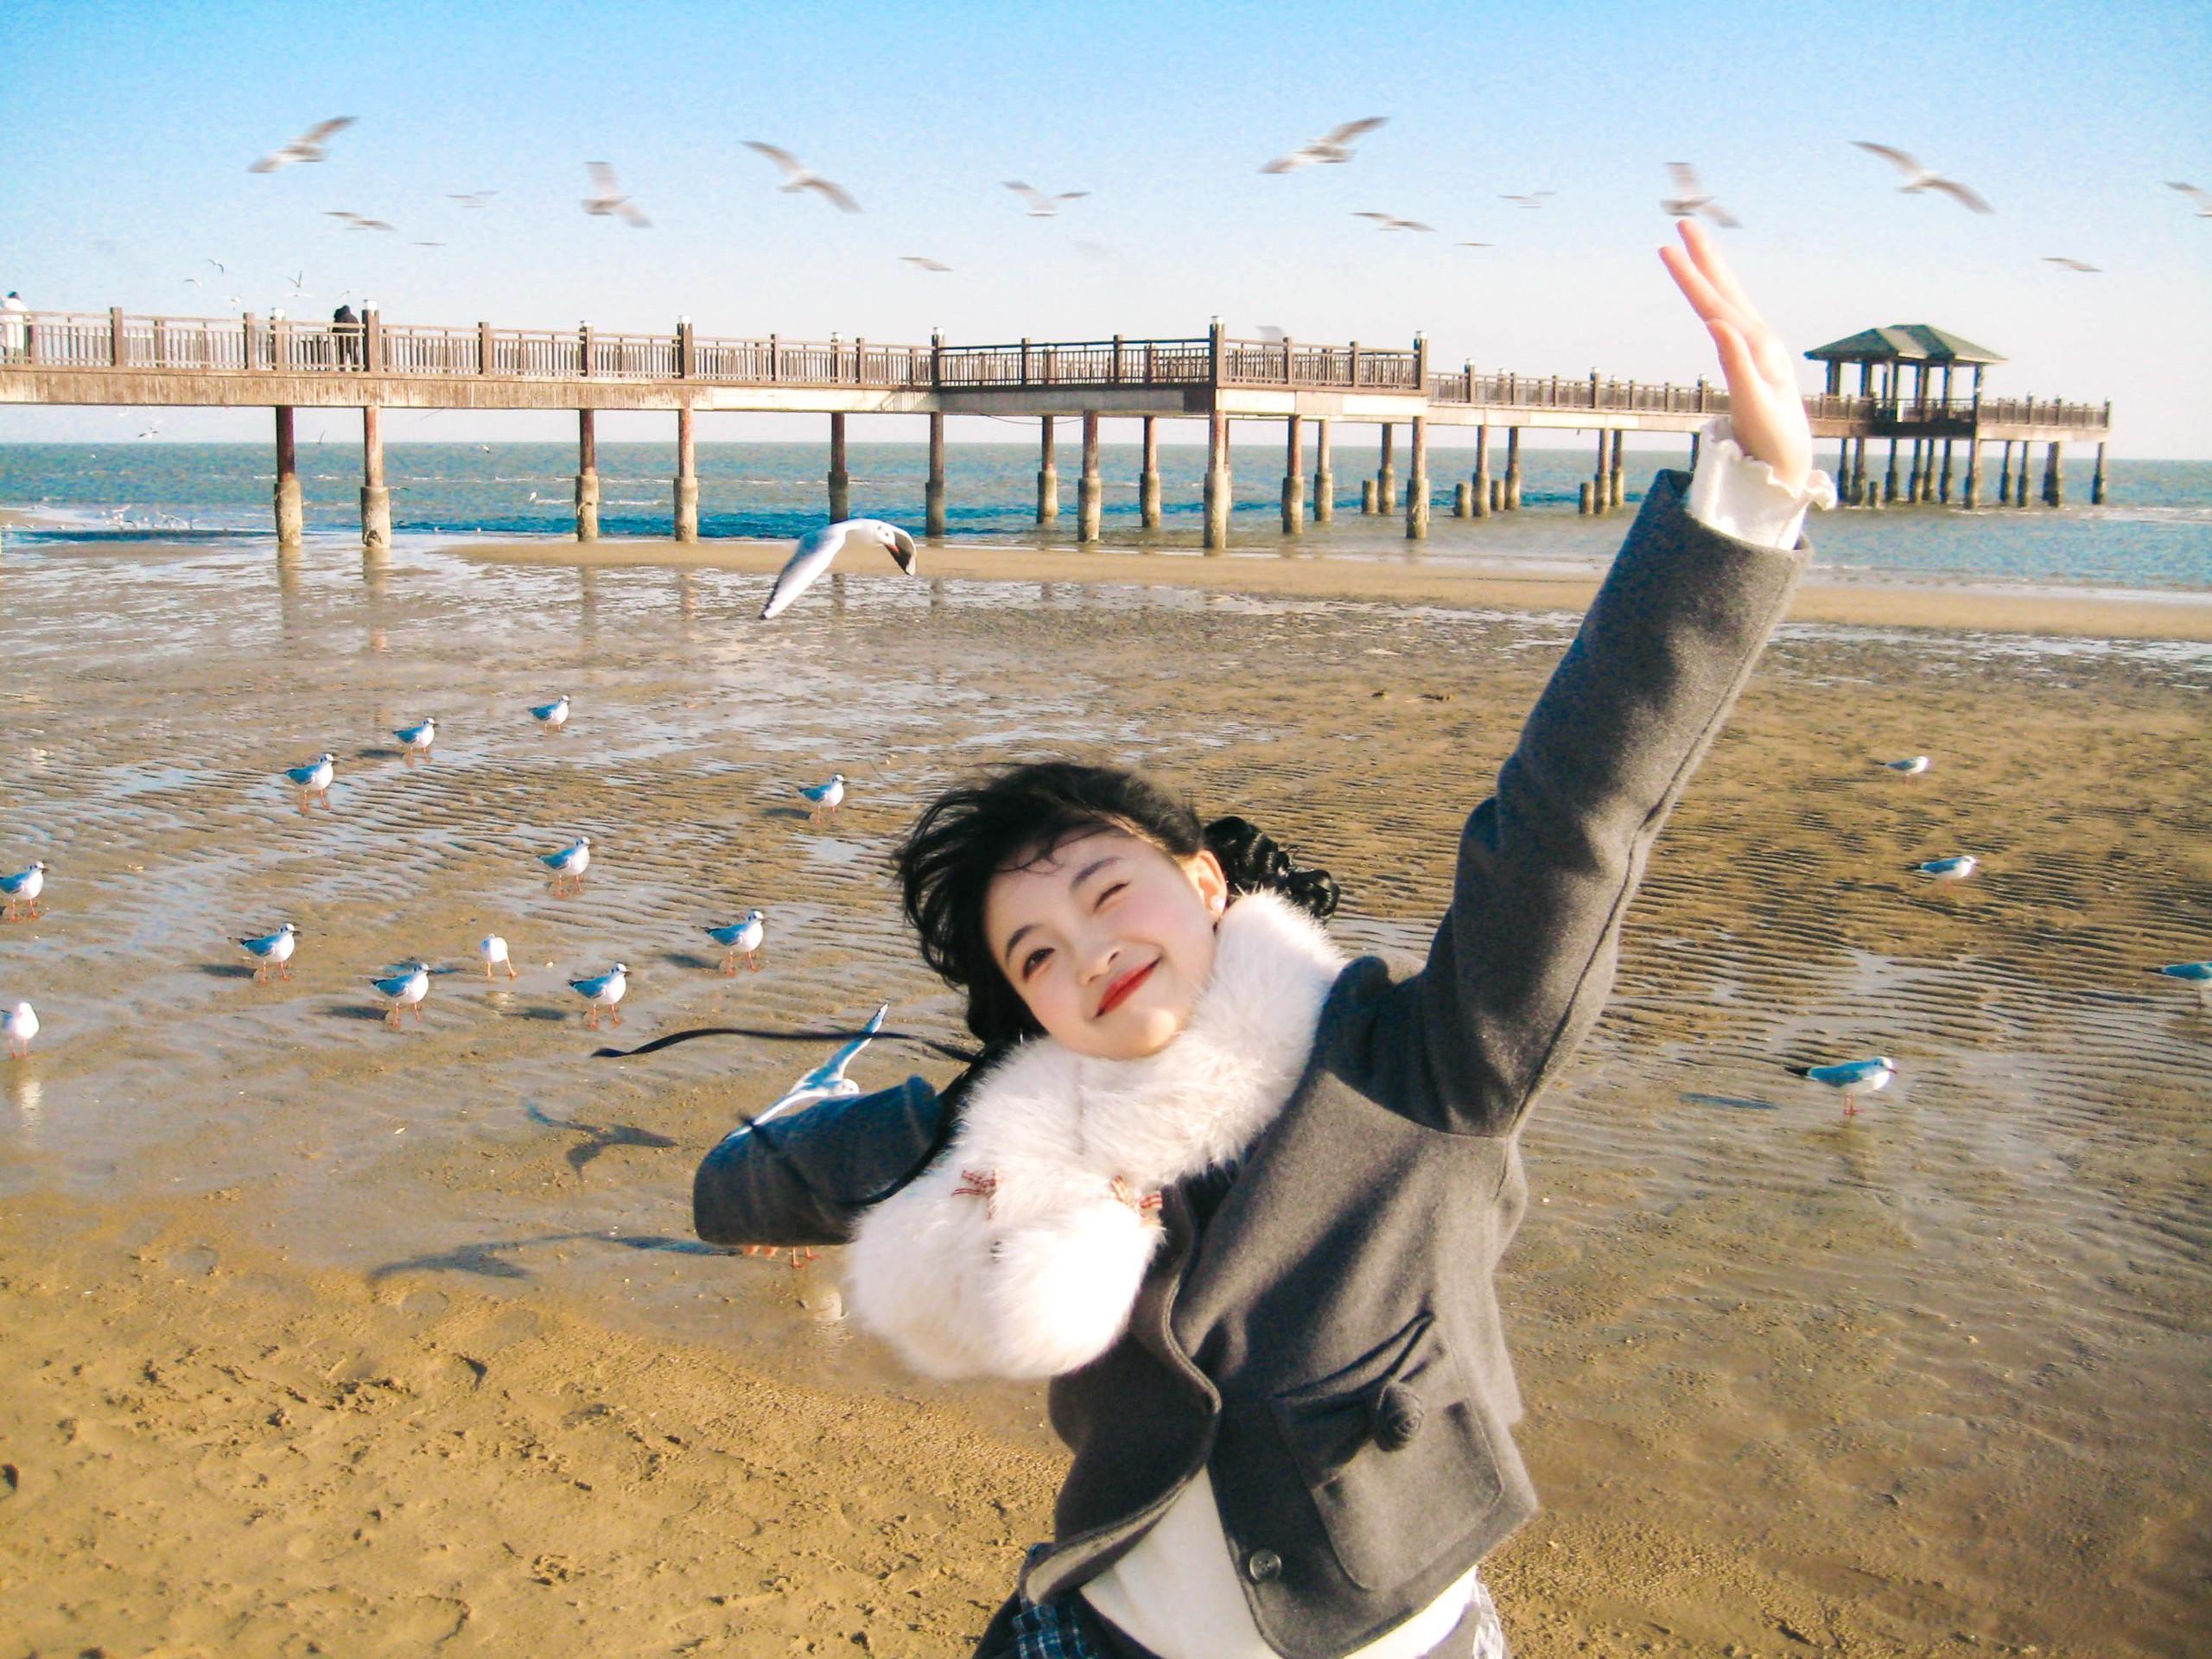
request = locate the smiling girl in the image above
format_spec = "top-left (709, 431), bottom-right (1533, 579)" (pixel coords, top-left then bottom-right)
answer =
top-left (694, 221), bottom-right (1834, 1659)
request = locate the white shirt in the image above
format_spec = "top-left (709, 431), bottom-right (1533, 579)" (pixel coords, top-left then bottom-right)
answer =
top-left (1080, 419), bottom-right (1832, 1659)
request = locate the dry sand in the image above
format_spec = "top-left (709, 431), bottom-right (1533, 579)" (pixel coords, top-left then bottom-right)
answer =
top-left (1, 533), bottom-right (2207, 1657)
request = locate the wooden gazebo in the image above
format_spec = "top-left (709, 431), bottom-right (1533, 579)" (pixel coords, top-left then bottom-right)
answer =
top-left (1805, 323), bottom-right (2006, 404)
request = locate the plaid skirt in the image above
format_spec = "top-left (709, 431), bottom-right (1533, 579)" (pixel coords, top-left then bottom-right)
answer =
top-left (974, 1545), bottom-right (1512, 1659)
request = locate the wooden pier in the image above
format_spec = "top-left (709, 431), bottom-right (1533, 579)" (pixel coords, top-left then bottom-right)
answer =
top-left (0, 306), bottom-right (2113, 550)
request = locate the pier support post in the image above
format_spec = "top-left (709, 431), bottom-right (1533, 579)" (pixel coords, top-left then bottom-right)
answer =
top-left (1405, 416), bottom-right (1429, 540)
top-left (1885, 438), bottom-right (1900, 502)
top-left (1037, 416), bottom-right (1059, 524)
top-left (1312, 418), bottom-right (1333, 524)
top-left (1374, 424), bottom-right (1395, 513)
top-left (1361, 480), bottom-right (1376, 513)
top-left (1962, 440), bottom-right (1981, 509)
top-left (1578, 482), bottom-right (1594, 515)
top-left (359, 404), bottom-right (391, 551)
top-left (1504, 428), bottom-right (1522, 510)
top-left (829, 412), bottom-right (850, 521)
top-left (1690, 429), bottom-right (1701, 470)
top-left (2092, 441), bottom-right (2107, 505)
top-left (1865, 468), bottom-right (1883, 510)
top-left (673, 405), bottom-right (699, 543)
top-left (2043, 442), bottom-right (2063, 508)
top-left (1281, 416), bottom-right (1304, 535)
top-left (1592, 429), bottom-right (1608, 512)
top-left (1851, 437), bottom-right (1867, 505)
top-left (1454, 482), bottom-right (1472, 517)
top-left (273, 406), bottom-right (303, 550)
top-left (1939, 439), bottom-right (1955, 504)
top-left (1471, 425), bottom-right (1491, 518)
top-left (1608, 429), bottom-right (1624, 509)
top-left (1490, 479), bottom-right (1503, 513)
top-left (2013, 446), bottom-right (2030, 507)
top-left (1078, 410), bottom-right (1103, 543)
top-left (925, 411), bottom-right (947, 537)
top-left (1998, 442), bottom-right (2013, 506)
top-left (1139, 416), bottom-right (1161, 527)
top-left (1203, 410), bottom-right (1230, 551)
top-left (575, 409), bottom-right (600, 541)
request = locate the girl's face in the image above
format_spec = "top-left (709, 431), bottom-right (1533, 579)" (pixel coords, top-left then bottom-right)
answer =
top-left (982, 829), bottom-right (1229, 1060)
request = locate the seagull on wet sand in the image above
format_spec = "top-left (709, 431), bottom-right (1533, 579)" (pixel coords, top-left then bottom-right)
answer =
top-left (1786, 1055), bottom-right (1896, 1116)
top-left (1910, 855), bottom-right (1978, 883)
top-left (395, 716), bottom-right (435, 760)
top-left (528, 695), bottom-right (570, 732)
top-left (760, 518), bottom-right (919, 620)
top-left (239, 923), bottom-right (300, 982)
top-left (584, 162), bottom-right (650, 227)
top-left (372, 962), bottom-right (429, 1028)
top-left (1004, 181), bottom-right (1089, 217)
top-left (1, 862), bottom-right (46, 923)
top-left (1880, 755), bottom-right (1930, 775)
top-left (2147, 961), bottom-right (2212, 1007)
top-left (480, 934), bottom-right (516, 980)
top-left (706, 910), bottom-right (766, 976)
top-left (283, 752), bottom-right (336, 811)
top-left (1852, 143), bottom-right (1993, 213)
top-left (540, 835), bottom-right (591, 896)
top-left (4, 1001), bottom-right (37, 1060)
top-left (569, 963), bottom-right (628, 1030)
top-left (745, 143), bottom-right (861, 213)
top-left (1262, 117), bottom-right (1387, 174)
top-left (1662, 162), bottom-right (1740, 227)
top-left (797, 774), bottom-right (846, 822)
top-left (250, 117), bottom-right (355, 173)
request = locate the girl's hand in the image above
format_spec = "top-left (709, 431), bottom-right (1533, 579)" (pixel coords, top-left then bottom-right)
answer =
top-left (1659, 219), bottom-right (1812, 493)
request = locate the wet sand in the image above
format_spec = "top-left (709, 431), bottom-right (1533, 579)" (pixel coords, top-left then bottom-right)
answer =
top-left (1, 534), bottom-right (2207, 1656)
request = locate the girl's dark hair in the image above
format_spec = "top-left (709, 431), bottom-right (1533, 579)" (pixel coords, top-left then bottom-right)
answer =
top-left (893, 761), bottom-right (1339, 1050)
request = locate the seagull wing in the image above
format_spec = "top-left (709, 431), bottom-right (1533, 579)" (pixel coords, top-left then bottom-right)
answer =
top-left (617, 200), bottom-right (651, 227)
top-left (1322, 117), bottom-right (1388, 145)
top-left (1667, 162), bottom-right (1702, 195)
top-left (248, 149), bottom-right (291, 174)
top-left (746, 141), bottom-right (807, 180)
top-left (1926, 176), bottom-right (1993, 213)
top-left (1699, 201), bottom-right (1741, 228)
top-left (1004, 181), bottom-right (1048, 212)
top-left (301, 117), bottom-right (355, 145)
top-left (2167, 181), bottom-right (2212, 208)
top-left (804, 176), bottom-right (861, 213)
top-left (1351, 210), bottom-right (1393, 222)
top-left (760, 521), bottom-right (851, 620)
top-left (1396, 219), bottom-right (1433, 232)
top-left (1853, 141), bottom-right (1921, 175)
top-left (1261, 148), bottom-right (1317, 174)
top-left (798, 1004), bottom-right (889, 1092)
top-left (588, 162), bottom-right (621, 194)
top-left (1055, 191), bottom-right (1090, 202)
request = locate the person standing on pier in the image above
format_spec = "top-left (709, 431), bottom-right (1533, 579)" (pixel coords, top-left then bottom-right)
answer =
top-left (2, 290), bottom-right (26, 361)
top-left (693, 219), bottom-right (1833, 1659)
top-left (332, 301), bottom-right (361, 370)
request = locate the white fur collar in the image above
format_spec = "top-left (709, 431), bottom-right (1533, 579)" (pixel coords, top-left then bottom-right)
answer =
top-left (845, 892), bottom-right (1346, 1380)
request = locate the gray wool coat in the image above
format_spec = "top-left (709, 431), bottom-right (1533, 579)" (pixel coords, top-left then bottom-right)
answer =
top-left (694, 470), bottom-right (1810, 1658)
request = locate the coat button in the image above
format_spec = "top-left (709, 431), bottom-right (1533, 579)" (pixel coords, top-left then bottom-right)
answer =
top-left (1373, 1382), bottom-right (1425, 1450)
top-left (1245, 1547), bottom-right (1282, 1583)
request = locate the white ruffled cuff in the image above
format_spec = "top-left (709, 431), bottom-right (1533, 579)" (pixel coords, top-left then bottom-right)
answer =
top-left (1685, 416), bottom-right (1836, 551)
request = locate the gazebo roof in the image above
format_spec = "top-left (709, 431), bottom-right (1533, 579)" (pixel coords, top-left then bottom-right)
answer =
top-left (1804, 325), bottom-right (2006, 365)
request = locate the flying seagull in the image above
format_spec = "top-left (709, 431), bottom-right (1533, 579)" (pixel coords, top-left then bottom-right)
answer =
top-left (1500, 191), bottom-right (1555, 209)
top-left (2042, 257), bottom-right (2100, 272)
top-left (324, 211), bottom-right (395, 232)
top-left (1262, 117), bottom-right (1387, 174)
top-left (1785, 1056), bottom-right (1896, 1116)
top-left (1352, 212), bottom-right (1433, 232)
top-left (249, 117), bottom-right (355, 174)
top-left (448, 190), bottom-right (497, 208)
top-left (745, 143), bottom-right (861, 213)
top-left (583, 162), bottom-right (650, 227)
top-left (1457, 241), bottom-right (1495, 249)
top-left (2167, 181), bottom-right (2212, 217)
top-left (1004, 181), bottom-right (1089, 217)
top-left (760, 518), bottom-right (919, 620)
top-left (1662, 162), bottom-right (1740, 227)
top-left (1852, 143), bottom-right (1993, 213)
top-left (721, 1004), bottom-right (889, 1145)
top-left (900, 255), bottom-right (951, 272)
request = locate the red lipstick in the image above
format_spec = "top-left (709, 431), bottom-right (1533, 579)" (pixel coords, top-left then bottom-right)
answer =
top-left (1095, 960), bottom-right (1157, 1017)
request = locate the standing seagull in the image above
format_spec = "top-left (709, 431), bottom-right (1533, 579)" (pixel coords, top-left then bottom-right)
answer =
top-left (797, 774), bottom-right (846, 823)
top-left (1879, 755), bottom-right (1931, 775)
top-left (1852, 143), bottom-right (1993, 213)
top-left (760, 518), bottom-right (919, 620)
top-left (238, 923), bottom-right (301, 982)
top-left (4, 1001), bottom-right (36, 1060)
top-left (744, 143), bottom-right (861, 213)
top-left (395, 716), bottom-right (436, 761)
top-left (569, 963), bottom-right (628, 1030)
top-left (2147, 961), bottom-right (2212, 1007)
top-left (1004, 181), bottom-right (1090, 217)
top-left (1785, 1056), bottom-right (1896, 1117)
top-left (480, 934), bottom-right (517, 980)
top-left (1, 861), bottom-right (46, 923)
top-left (1262, 117), bottom-right (1388, 175)
top-left (1910, 855), bottom-right (1978, 883)
top-left (1661, 163), bottom-right (1740, 227)
top-left (705, 910), bottom-right (766, 976)
top-left (539, 835), bottom-right (592, 897)
top-left (583, 162), bottom-right (651, 227)
top-left (528, 694), bottom-right (570, 733)
top-left (249, 117), bottom-right (355, 173)
top-left (283, 752), bottom-right (336, 812)
top-left (371, 962), bottom-right (429, 1028)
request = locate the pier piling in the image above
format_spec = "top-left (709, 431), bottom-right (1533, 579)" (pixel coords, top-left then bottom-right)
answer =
top-left (1405, 416), bottom-right (1429, 540)
top-left (1579, 482), bottom-right (1594, 515)
top-left (2043, 442), bottom-right (2063, 508)
top-left (673, 406), bottom-right (699, 542)
top-left (1281, 416), bottom-right (1304, 536)
top-left (1998, 441), bottom-right (2013, 506)
top-left (575, 409), bottom-right (600, 541)
top-left (273, 406), bottom-right (302, 550)
top-left (925, 411), bottom-right (946, 537)
top-left (1471, 426), bottom-right (1491, 518)
top-left (1504, 428), bottom-right (1522, 510)
top-left (1078, 410), bottom-right (1103, 543)
top-left (1454, 481), bottom-right (1472, 518)
top-left (1037, 416), bottom-right (1058, 524)
top-left (1203, 410), bottom-right (1230, 550)
top-left (1374, 424), bottom-right (1395, 514)
top-left (829, 412), bottom-right (850, 521)
top-left (1885, 438), bottom-right (1900, 503)
top-left (1608, 429), bottom-right (1624, 509)
top-left (1140, 416), bottom-right (1161, 528)
top-left (359, 404), bottom-right (391, 551)
top-left (1962, 440), bottom-right (1981, 509)
top-left (1312, 418), bottom-right (1333, 524)
top-left (1940, 439), bottom-right (1955, 504)
top-left (2092, 441), bottom-right (2107, 505)
top-left (1361, 479), bottom-right (1376, 514)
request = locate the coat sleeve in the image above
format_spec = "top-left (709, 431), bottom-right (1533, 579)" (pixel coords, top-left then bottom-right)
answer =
top-left (692, 1075), bottom-right (951, 1248)
top-left (1329, 469), bottom-right (1809, 1136)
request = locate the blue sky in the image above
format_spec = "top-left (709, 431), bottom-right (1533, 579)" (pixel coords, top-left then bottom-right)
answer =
top-left (3, 0), bottom-right (2207, 453)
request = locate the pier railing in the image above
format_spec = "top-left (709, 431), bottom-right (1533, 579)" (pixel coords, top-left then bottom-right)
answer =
top-left (0, 308), bottom-right (2111, 431)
